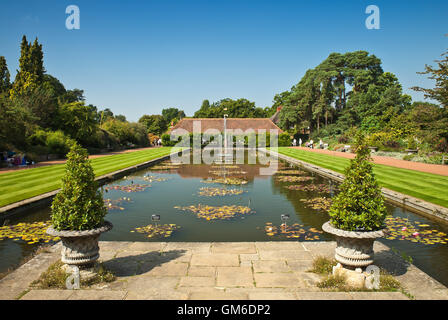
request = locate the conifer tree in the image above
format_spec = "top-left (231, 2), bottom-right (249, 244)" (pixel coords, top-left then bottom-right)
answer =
top-left (10, 35), bottom-right (45, 98)
top-left (0, 56), bottom-right (10, 95)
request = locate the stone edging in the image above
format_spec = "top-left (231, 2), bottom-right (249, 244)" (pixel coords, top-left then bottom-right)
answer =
top-left (262, 149), bottom-right (448, 223)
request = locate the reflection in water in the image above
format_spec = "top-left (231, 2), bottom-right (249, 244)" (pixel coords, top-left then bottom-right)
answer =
top-left (1, 152), bottom-right (448, 288)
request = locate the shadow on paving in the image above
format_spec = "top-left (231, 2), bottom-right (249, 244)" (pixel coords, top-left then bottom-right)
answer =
top-left (103, 250), bottom-right (187, 277)
top-left (374, 249), bottom-right (411, 276)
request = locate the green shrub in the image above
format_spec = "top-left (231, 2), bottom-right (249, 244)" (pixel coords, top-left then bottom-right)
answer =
top-left (278, 133), bottom-right (291, 147)
top-left (28, 129), bottom-right (75, 156)
top-left (328, 132), bottom-right (387, 231)
top-left (407, 137), bottom-right (418, 150)
top-left (309, 256), bottom-right (338, 274)
top-left (28, 129), bottom-right (48, 146)
top-left (338, 134), bottom-right (350, 144)
top-left (403, 154), bottom-right (415, 161)
top-left (162, 133), bottom-right (182, 146)
top-left (51, 143), bottom-right (107, 231)
top-left (46, 130), bottom-right (75, 155)
top-left (436, 138), bottom-right (448, 153)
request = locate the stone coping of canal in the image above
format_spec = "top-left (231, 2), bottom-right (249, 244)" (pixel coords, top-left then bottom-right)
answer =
top-left (1, 241), bottom-right (447, 300)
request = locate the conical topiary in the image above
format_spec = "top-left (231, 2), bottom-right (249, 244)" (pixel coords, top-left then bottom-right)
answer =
top-left (328, 132), bottom-right (387, 231)
top-left (51, 143), bottom-right (107, 231)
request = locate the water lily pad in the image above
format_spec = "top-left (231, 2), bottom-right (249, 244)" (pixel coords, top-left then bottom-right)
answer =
top-left (300, 197), bottom-right (332, 211)
top-left (141, 175), bottom-right (169, 182)
top-left (276, 176), bottom-right (315, 183)
top-left (263, 222), bottom-right (323, 240)
top-left (201, 177), bottom-right (248, 185)
top-left (198, 187), bottom-right (246, 197)
top-left (208, 170), bottom-right (247, 176)
top-left (0, 221), bottom-right (60, 244)
top-left (104, 184), bottom-right (151, 193)
top-left (276, 170), bottom-right (307, 175)
top-left (175, 204), bottom-right (253, 220)
top-left (104, 197), bottom-right (133, 211)
top-left (133, 223), bottom-right (180, 239)
top-left (285, 184), bottom-right (333, 193)
top-left (384, 217), bottom-right (448, 245)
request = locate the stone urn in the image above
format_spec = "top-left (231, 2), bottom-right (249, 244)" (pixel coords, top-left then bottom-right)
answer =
top-left (47, 221), bottom-right (113, 267)
top-left (322, 221), bottom-right (384, 268)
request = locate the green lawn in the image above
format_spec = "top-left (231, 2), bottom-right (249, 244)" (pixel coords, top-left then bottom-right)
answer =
top-left (0, 147), bottom-right (174, 208)
top-left (275, 147), bottom-right (448, 209)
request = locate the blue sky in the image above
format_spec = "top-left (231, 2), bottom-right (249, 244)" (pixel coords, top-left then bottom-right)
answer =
top-left (0, 0), bottom-right (447, 121)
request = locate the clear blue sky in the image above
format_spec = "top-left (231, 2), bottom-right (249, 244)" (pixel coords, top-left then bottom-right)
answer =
top-left (0, 0), bottom-right (447, 121)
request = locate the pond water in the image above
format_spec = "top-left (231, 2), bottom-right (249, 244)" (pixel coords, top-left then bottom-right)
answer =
top-left (1, 151), bottom-right (448, 287)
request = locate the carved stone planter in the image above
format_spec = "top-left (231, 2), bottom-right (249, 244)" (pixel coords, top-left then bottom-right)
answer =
top-left (322, 221), bottom-right (384, 268)
top-left (47, 221), bottom-right (113, 267)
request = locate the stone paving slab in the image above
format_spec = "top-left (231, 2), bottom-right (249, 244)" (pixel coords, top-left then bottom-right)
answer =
top-left (1, 241), bottom-right (447, 300)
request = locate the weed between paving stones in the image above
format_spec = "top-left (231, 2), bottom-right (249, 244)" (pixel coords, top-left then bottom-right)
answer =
top-left (31, 260), bottom-right (115, 289)
top-left (308, 256), bottom-right (403, 293)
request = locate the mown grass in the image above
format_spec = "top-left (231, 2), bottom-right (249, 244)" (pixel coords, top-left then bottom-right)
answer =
top-left (276, 147), bottom-right (448, 208)
top-left (0, 147), bottom-right (174, 208)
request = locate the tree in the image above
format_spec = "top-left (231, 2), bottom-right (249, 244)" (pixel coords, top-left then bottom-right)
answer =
top-left (10, 36), bottom-right (45, 99)
top-left (138, 114), bottom-right (167, 135)
top-left (276, 51), bottom-right (411, 135)
top-left (412, 49), bottom-right (448, 109)
top-left (10, 84), bottom-right (59, 129)
top-left (328, 133), bottom-right (387, 231)
top-left (0, 56), bottom-right (11, 96)
top-left (193, 99), bottom-right (211, 118)
top-left (162, 107), bottom-right (185, 124)
top-left (0, 96), bottom-right (34, 150)
top-left (193, 98), bottom-right (265, 118)
top-left (114, 114), bottom-right (127, 122)
top-left (51, 143), bottom-right (107, 231)
top-left (60, 88), bottom-right (85, 104)
top-left (57, 102), bottom-right (98, 145)
top-left (43, 74), bottom-right (66, 98)
top-left (99, 108), bottom-right (114, 125)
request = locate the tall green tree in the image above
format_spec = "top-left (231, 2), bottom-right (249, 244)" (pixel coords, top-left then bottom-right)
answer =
top-left (0, 56), bottom-right (11, 96)
top-left (56, 102), bottom-right (99, 145)
top-left (10, 35), bottom-right (45, 98)
top-left (138, 114), bottom-right (167, 135)
top-left (412, 49), bottom-right (448, 109)
top-left (162, 107), bottom-right (186, 124)
top-left (193, 98), bottom-right (265, 118)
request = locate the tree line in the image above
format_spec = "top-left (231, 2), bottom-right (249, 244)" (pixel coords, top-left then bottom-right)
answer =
top-left (1, 36), bottom-right (446, 161)
top-left (0, 36), bottom-right (189, 159)
top-left (274, 50), bottom-right (448, 154)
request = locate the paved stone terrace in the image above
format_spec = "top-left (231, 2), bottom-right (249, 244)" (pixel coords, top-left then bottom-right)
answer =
top-left (1, 241), bottom-right (448, 300)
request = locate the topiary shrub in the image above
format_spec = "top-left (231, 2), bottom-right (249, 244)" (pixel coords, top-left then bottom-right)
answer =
top-left (328, 133), bottom-right (387, 231)
top-left (51, 143), bottom-right (107, 231)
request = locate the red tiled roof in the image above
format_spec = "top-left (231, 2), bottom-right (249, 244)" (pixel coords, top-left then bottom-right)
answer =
top-left (169, 118), bottom-right (283, 134)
